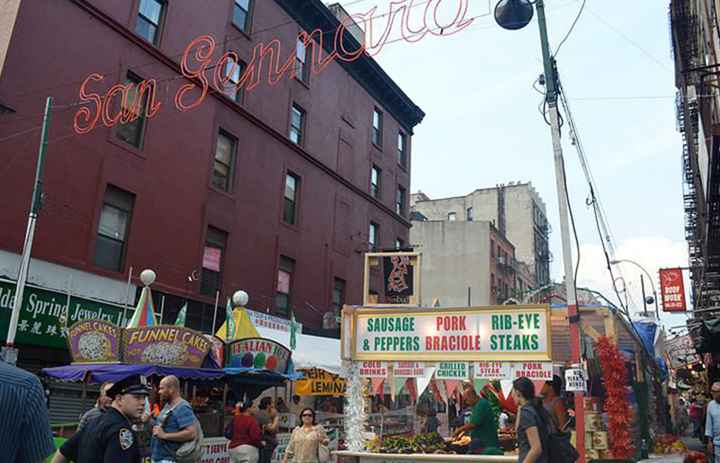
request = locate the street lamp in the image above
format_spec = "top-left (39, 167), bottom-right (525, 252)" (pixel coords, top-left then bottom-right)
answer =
top-left (610, 259), bottom-right (660, 318)
top-left (494, 0), bottom-right (586, 458)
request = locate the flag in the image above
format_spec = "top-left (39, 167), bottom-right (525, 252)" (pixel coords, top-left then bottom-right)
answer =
top-left (174, 303), bottom-right (187, 327)
top-left (226, 298), bottom-right (236, 340)
top-left (126, 286), bottom-right (157, 328)
top-left (290, 311), bottom-right (298, 350)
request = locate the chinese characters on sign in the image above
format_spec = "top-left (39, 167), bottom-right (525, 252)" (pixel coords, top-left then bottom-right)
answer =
top-left (659, 268), bottom-right (687, 312)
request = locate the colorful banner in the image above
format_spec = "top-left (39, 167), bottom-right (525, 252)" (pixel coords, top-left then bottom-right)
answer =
top-left (226, 337), bottom-right (291, 373)
top-left (393, 361), bottom-right (426, 377)
top-left (67, 319), bottom-right (121, 363)
top-left (0, 280), bottom-right (127, 349)
top-left (353, 305), bottom-right (551, 361)
top-left (124, 326), bottom-right (211, 367)
top-left (659, 268), bottom-right (687, 312)
top-left (295, 368), bottom-right (347, 396)
top-left (359, 361), bottom-right (388, 377)
top-left (435, 362), bottom-right (469, 379)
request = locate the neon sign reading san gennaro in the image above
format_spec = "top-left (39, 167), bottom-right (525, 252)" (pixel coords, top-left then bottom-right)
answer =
top-left (73, 0), bottom-right (477, 135)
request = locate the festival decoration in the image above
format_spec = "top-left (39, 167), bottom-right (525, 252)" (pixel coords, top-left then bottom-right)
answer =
top-left (596, 336), bottom-right (635, 459)
top-left (342, 360), bottom-right (367, 451)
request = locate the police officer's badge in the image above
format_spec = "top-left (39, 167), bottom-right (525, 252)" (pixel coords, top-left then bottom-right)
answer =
top-left (119, 428), bottom-right (134, 450)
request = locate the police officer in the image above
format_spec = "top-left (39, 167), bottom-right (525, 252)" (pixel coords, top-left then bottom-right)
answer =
top-left (51, 375), bottom-right (150, 463)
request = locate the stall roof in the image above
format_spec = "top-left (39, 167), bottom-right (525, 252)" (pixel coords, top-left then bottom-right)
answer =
top-left (42, 364), bottom-right (225, 384)
top-left (255, 325), bottom-right (343, 375)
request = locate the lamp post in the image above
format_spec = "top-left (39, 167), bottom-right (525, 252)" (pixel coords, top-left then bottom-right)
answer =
top-left (494, 1), bottom-right (586, 460)
top-left (610, 259), bottom-right (660, 319)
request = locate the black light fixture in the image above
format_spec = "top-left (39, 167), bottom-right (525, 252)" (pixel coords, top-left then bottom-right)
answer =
top-left (494, 0), bottom-right (534, 30)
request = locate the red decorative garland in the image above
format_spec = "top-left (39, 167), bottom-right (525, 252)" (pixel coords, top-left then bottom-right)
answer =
top-left (596, 336), bottom-right (635, 459)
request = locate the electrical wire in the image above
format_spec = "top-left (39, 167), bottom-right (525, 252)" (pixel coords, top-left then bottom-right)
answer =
top-left (553, 0), bottom-right (586, 57)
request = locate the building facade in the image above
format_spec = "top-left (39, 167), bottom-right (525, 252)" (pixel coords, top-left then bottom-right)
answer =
top-left (0, 0), bottom-right (424, 365)
top-left (670, 0), bottom-right (720, 310)
top-left (411, 182), bottom-right (550, 286)
top-left (409, 219), bottom-right (531, 307)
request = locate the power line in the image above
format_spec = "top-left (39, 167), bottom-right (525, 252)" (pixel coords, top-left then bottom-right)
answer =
top-left (586, 7), bottom-right (672, 72)
top-left (553, 0), bottom-right (587, 57)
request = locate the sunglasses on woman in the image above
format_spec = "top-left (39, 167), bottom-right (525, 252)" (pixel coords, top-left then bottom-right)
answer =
top-left (302, 413), bottom-right (314, 418)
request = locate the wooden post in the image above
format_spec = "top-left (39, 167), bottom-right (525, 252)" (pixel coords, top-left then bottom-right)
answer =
top-left (603, 310), bottom-right (617, 343)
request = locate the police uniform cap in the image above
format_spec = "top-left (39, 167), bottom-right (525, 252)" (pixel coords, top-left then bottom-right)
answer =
top-left (106, 374), bottom-right (150, 398)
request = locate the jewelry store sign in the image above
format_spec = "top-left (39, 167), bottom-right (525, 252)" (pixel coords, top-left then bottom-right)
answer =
top-left (343, 305), bottom-right (552, 361)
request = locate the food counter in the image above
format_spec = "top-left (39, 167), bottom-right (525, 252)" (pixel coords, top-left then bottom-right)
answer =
top-left (334, 451), bottom-right (516, 463)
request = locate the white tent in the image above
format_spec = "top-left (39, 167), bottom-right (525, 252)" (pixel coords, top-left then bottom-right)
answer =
top-left (255, 325), bottom-right (343, 375)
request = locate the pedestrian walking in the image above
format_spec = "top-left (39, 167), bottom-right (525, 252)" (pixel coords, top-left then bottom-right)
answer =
top-left (690, 398), bottom-right (703, 439)
top-left (705, 382), bottom-right (720, 462)
top-left (227, 401), bottom-right (263, 463)
top-left (151, 375), bottom-right (200, 463)
top-left (256, 398), bottom-right (280, 463)
top-left (282, 408), bottom-right (329, 463)
top-left (541, 375), bottom-right (569, 431)
top-left (512, 376), bottom-right (551, 463)
top-left (51, 374), bottom-right (150, 463)
top-left (0, 360), bottom-right (55, 463)
top-left (78, 381), bottom-right (114, 431)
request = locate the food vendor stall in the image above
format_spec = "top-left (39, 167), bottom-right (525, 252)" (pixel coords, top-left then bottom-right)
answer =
top-left (335, 302), bottom-right (554, 463)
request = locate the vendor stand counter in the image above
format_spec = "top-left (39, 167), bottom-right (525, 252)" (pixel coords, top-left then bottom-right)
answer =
top-left (335, 451), bottom-right (516, 463)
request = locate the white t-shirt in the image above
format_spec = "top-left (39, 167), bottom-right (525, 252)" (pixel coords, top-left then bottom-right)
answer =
top-left (499, 412), bottom-right (509, 430)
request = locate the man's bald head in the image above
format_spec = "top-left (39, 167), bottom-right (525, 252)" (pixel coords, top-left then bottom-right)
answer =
top-left (159, 375), bottom-right (181, 402)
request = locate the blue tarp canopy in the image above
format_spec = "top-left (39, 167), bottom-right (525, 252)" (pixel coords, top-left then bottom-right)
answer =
top-left (42, 363), bottom-right (225, 384)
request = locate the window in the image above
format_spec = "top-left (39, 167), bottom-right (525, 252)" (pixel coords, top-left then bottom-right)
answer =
top-left (467, 207), bottom-right (473, 221)
top-left (448, 212), bottom-right (456, 221)
top-left (232, 0), bottom-right (251, 32)
top-left (295, 38), bottom-right (309, 82)
top-left (283, 173), bottom-right (300, 225)
top-left (370, 166), bottom-right (381, 199)
top-left (396, 185), bottom-right (406, 216)
top-left (135, 0), bottom-right (165, 45)
top-left (201, 227), bottom-right (227, 296)
top-left (212, 131), bottom-right (236, 192)
top-left (395, 238), bottom-right (404, 250)
top-left (275, 256), bottom-right (295, 316)
top-left (397, 131), bottom-right (407, 167)
top-left (116, 73), bottom-right (148, 148)
top-left (369, 222), bottom-right (378, 250)
top-left (331, 278), bottom-right (346, 311)
top-left (372, 108), bottom-right (383, 146)
top-left (95, 186), bottom-right (134, 272)
top-left (223, 56), bottom-right (246, 102)
top-left (289, 104), bottom-right (305, 145)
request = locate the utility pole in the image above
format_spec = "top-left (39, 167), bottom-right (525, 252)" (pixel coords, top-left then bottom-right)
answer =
top-left (2, 97), bottom-right (52, 365)
top-left (535, 1), bottom-right (587, 459)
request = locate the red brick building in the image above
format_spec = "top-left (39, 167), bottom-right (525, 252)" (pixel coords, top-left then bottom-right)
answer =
top-left (0, 0), bottom-right (424, 349)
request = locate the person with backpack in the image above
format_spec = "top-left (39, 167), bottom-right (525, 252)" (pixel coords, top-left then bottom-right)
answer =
top-left (512, 376), bottom-right (578, 463)
top-left (151, 375), bottom-right (202, 463)
top-left (512, 377), bottom-right (550, 463)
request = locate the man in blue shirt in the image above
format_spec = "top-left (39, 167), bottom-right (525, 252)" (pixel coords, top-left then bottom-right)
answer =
top-left (706, 382), bottom-right (720, 462)
top-left (152, 375), bottom-right (198, 463)
top-left (0, 360), bottom-right (55, 463)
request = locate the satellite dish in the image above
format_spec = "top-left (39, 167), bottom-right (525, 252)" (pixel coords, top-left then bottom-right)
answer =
top-left (494, 0), bottom-right (534, 31)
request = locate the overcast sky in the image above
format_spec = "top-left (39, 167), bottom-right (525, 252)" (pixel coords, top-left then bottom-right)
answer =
top-left (341, 0), bottom-right (690, 330)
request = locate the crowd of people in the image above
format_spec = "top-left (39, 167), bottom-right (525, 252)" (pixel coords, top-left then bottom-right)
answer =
top-left (0, 357), bottom-right (334, 463)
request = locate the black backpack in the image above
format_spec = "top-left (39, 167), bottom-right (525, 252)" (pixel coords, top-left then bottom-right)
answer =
top-left (535, 406), bottom-right (580, 463)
